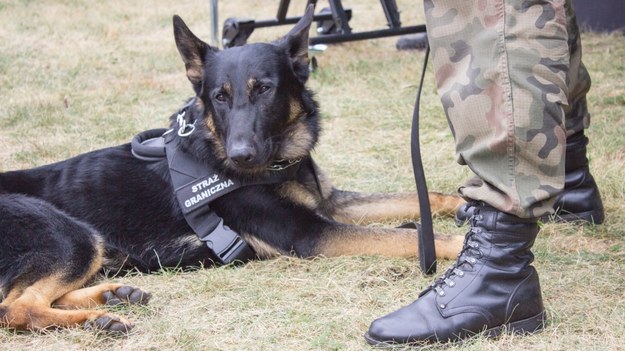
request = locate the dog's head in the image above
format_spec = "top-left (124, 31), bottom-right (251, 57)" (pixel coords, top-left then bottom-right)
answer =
top-left (172, 6), bottom-right (319, 176)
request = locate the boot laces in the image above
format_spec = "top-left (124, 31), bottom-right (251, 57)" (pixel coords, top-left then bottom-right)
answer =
top-left (428, 218), bottom-right (484, 296)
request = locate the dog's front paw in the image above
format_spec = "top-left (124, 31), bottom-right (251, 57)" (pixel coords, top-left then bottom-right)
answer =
top-left (103, 285), bottom-right (152, 306)
top-left (84, 314), bottom-right (134, 333)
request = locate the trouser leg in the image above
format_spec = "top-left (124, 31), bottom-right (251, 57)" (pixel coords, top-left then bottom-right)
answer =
top-left (425, 0), bottom-right (570, 218)
top-left (553, 0), bottom-right (604, 224)
top-left (564, 0), bottom-right (591, 136)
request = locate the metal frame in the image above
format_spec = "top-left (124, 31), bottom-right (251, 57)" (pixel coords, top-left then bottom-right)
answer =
top-left (210, 0), bottom-right (426, 47)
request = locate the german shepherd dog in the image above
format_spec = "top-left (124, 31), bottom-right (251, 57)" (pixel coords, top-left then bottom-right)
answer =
top-left (0, 7), bottom-right (465, 333)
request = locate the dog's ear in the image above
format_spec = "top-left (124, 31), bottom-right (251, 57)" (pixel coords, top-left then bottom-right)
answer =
top-left (173, 15), bottom-right (214, 94)
top-left (277, 5), bottom-right (313, 82)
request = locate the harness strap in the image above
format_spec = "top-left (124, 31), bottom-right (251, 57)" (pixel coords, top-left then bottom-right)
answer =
top-left (131, 127), bottom-right (255, 264)
top-left (163, 132), bottom-right (256, 264)
top-left (177, 198), bottom-right (255, 264)
top-left (410, 45), bottom-right (437, 275)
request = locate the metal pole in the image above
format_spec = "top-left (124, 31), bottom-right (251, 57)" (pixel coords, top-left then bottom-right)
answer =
top-left (210, 0), bottom-right (219, 47)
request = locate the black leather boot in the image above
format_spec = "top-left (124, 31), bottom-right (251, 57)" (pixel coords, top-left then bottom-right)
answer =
top-left (365, 204), bottom-right (546, 345)
top-left (454, 201), bottom-right (476, 226)
top-left (456, 131), bottom-right (604, 225)
top-left (548, 131), bottom-right (604, 224)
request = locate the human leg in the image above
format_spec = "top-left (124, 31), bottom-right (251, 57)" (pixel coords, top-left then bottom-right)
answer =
top-left (552, 0), bottom-right (604, 223)
top-left (365, 0), bottom-right (570, 344)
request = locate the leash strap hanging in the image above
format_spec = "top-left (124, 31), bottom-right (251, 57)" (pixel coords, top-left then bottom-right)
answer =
top-left (410, 45), bottom-right (437, 275)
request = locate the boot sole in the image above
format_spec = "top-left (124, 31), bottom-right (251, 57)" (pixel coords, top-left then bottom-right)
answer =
top-left (363, 310), bottom-right (547, 347)
top-left (483, 310), bottom-right (547, 338)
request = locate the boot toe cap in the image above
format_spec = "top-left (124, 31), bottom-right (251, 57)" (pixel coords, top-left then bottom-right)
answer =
top-left (365, 300), bottom-right (440, 345)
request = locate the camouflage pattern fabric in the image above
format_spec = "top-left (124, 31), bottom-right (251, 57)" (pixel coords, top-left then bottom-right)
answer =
top-left (424, 0), bottom-right (589, 218)
top-left (565, 0), bottom-right (591, 135)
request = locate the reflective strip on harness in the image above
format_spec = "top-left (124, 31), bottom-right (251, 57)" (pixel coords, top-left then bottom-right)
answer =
top-left (174, 173), bottom-right (239, 214)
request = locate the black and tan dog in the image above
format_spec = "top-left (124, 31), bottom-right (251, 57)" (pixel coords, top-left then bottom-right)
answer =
top-left (0, 8), bottom-right (465, 333)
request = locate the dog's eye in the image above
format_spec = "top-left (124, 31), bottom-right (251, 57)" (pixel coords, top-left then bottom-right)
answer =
top-left (258, 85), bottom-right (271, 94)
top-left (215, 93), bottom-right (227, 102)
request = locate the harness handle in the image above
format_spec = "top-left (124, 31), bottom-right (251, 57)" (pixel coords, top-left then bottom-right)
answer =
top-left (131, 128), bottom-right (168, 161)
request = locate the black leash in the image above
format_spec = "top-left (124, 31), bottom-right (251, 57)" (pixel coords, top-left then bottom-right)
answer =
top-left (410, 45), bottom-right (437, 275)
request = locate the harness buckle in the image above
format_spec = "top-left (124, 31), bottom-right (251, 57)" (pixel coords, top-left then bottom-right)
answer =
top-left (199, 219), bottom-right (256, 264)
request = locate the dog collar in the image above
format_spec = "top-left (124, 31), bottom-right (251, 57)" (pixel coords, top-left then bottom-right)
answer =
top-left (169, 99), bottom-right (303, 171)
top-left (130, 128), bottom-right (304, 172)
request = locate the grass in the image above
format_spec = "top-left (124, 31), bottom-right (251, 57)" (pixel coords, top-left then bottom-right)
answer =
top-left (1, 0), bottom-right (624, 350)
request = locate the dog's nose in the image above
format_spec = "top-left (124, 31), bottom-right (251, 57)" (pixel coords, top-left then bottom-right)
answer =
top-left (229, 145), bottom-right (257, 167)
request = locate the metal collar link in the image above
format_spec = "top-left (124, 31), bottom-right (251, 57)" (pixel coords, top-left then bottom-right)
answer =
top-left (167, 98), bottom-right (197, 138)
top-left (176, 110), bottom-right (196, 137)
top-left (266, 157), bottom-right (303, 171)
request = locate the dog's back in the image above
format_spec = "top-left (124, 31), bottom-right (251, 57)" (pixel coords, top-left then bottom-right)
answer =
top-left (0, 143), bottom-right (219, 272)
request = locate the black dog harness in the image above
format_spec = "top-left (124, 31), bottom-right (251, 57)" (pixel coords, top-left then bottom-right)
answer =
top-left (130, 102), bottom-right (301, 265)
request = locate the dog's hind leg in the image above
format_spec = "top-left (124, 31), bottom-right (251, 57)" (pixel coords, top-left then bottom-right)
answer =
top-left (313, 225), bottom-right (464, 260)
top-left (0, 194), bottom-right (144, 332)
top-left (0, 276), bottom-right (134, 332)
top-left (329, 190), bottom-right (465, 225)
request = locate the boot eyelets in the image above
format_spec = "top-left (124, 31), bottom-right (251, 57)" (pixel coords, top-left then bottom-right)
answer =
top-left (440, 304), bottom-right (446, 309)
top-left (438, 291), bottom-right (445, 296)
top-left (448, 281), bottom-right (455, 287)
top-left (468, 258), bottom-right (477, 264)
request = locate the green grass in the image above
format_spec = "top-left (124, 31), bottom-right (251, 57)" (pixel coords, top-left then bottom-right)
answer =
top-left (1, 1), bottom-right (625, 350)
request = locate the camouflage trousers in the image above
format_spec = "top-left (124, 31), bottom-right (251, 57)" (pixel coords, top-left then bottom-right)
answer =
top-left (424, 0), bottom-right (591, 218)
